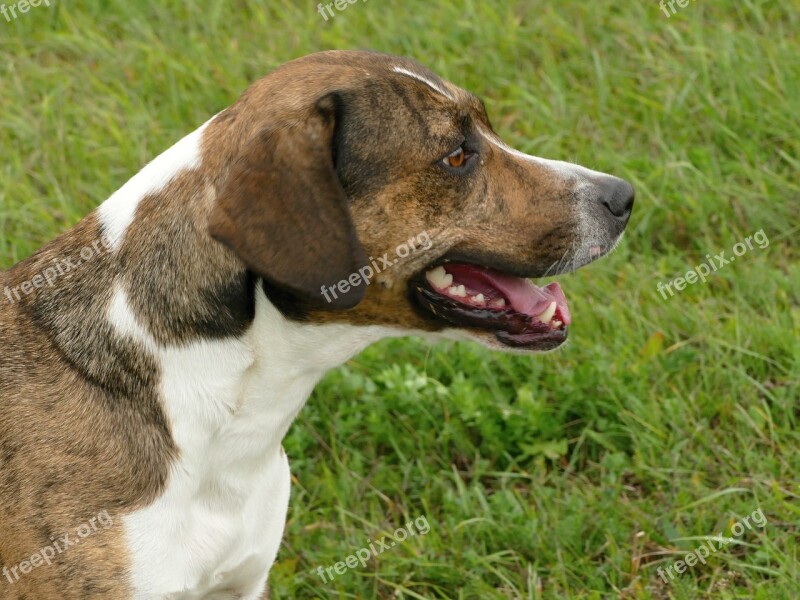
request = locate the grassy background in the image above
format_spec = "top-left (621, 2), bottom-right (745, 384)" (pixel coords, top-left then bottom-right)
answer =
top-left (1, 0), bottom-right (798, 598)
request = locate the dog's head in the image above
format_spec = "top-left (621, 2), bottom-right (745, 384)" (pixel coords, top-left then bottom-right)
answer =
top-left (209, 51), bottom-right (633, 353)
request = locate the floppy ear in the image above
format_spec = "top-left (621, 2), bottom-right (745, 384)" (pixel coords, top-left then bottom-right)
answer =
top-left (208, 94), bottom-right (367, 310)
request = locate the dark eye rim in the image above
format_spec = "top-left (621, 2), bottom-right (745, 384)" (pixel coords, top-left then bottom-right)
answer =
top-left (437, 143), bottom-right (478, 173)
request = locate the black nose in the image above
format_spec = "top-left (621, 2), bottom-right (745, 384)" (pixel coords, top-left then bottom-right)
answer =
top-left (597, 177), bottom-right (634, 220)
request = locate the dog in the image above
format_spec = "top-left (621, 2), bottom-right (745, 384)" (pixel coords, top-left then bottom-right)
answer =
top-left (0, 50), bottom-right (633, 599)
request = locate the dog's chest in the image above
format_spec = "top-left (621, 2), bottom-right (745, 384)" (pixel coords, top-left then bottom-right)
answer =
top-left (120, 336), bottom-right (300, 599)
top-left (111, 287), bottom-right (392, 598)
top-left (108, 290), bottom-right (304, 598)
top-left (125, 434), bottom-right (291, 600)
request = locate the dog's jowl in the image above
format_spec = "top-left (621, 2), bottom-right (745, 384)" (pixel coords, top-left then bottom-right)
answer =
top-left (0, 51), bottom-right (632, 599)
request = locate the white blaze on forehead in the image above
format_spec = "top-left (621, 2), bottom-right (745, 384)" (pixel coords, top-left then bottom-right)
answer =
top-left (97, 115), bottom-right (217, 250)
top-left (392, 66), bottom-right (455, 101)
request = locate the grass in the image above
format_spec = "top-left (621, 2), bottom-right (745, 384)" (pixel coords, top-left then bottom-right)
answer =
top-left (1, 0), bottom-right (798, 598)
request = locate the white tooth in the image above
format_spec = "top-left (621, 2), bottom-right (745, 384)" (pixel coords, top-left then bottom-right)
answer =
top-left (536, 301), bottom-right (557, 323)
top-left (425, 267), bottom-right (443, 286)
top-left (456, 285), bottom-right (467, 297)
top-left (489, 298), bottom-right (506, 308)
top-left (425, 266), bottom-right (453, 289)
top-left (551, 319), bottom-right (562, 329)
top-left (448, 285), bottom-right (467, 297)
top-left (472, 293), bottom-right (486, 305)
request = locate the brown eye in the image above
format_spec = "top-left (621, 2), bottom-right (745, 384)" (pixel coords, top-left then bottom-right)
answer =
top-left (444, 146), bottom-right (467, 169)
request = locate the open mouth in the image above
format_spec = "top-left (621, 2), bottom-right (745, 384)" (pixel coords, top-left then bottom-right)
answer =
top-left (412, 263), bottom-right (571, 351)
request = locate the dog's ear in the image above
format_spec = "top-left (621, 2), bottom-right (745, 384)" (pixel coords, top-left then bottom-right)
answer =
top-left (208, 94), bottom-right (367, 310)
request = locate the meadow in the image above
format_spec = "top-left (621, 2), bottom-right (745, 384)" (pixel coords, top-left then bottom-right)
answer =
top-left (1, 0), bottom-right (798, 598)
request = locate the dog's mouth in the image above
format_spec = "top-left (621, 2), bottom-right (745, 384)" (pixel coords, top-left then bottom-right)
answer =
top-left (412, 263), bottom-right (571, 351)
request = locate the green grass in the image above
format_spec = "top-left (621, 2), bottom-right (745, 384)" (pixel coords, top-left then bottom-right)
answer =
top-left (2, 0), bottom-right (798, 598)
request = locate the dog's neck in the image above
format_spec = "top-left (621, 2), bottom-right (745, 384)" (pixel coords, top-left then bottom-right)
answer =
top-left (108, 279), bottom-right (391, 449)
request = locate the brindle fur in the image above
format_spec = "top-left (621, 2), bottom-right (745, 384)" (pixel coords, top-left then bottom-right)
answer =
top-left (1, 51), bottom-right (612, 598)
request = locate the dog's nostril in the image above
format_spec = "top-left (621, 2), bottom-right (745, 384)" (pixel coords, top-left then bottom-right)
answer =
top-left (600, 178), bottom-right (635, 219)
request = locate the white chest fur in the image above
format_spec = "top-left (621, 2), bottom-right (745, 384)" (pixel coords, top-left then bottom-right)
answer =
top-left (108, 286), bottom-right (396, 599)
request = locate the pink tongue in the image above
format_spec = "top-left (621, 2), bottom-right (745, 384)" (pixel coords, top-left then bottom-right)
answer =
top-left (444, 264), bottom-right (572, 325)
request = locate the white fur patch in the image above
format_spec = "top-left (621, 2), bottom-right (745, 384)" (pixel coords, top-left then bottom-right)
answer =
top-left (392, 66), bottom-right (455, 100)
top-left (478, 126), bottom-right (608, 181)
top-left (109, 285), bottom-right (399, 599)
top-left (97, 116), bottom-right (215, 250)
